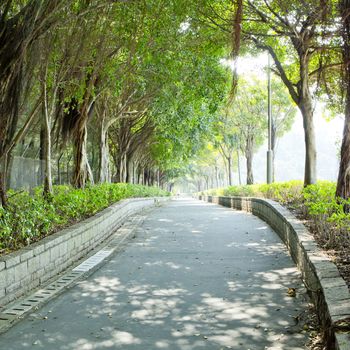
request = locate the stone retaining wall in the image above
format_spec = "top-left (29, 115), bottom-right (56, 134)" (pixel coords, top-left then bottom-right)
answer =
top-left (199, 195), bottom-right (350, 350)
top-left (0, 197), bottom-right (166, 307)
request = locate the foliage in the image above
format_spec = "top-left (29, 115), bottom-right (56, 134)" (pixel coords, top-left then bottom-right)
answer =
top-left (0, 184), bottom-right (169, 253)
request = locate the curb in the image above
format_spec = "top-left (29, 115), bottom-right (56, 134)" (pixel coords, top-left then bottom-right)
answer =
top-left (198, 195), bottom-right (350, 350)
top-left (0, 197), bottom-right (169, 308)
top-left (0, 207), bottom-right (154, 334)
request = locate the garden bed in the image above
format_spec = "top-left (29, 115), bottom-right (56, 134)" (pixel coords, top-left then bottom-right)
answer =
top-left (0, 183), bottom-right (169, 255)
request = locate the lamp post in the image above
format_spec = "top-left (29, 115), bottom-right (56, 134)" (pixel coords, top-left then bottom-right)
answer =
top-left (267, 53), bottom-right (273, 184)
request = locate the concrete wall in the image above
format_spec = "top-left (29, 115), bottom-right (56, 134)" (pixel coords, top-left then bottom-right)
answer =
top-left (0, 197), bottom-right (165, 307)
top-left (199, 195), bottom-right (350, 350)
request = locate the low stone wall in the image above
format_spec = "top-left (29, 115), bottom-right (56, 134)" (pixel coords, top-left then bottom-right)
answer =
top-left (199, 195), bottom-right (350, 350)
top-left (0, 197), bottom-right (167, 308)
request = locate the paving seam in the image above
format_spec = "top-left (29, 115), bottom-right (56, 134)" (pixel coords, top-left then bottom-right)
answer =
top-left (0, 209), bottom-right (152, 335)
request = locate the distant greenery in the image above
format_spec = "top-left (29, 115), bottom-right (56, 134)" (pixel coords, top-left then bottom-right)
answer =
top-left (201, 181), bottom-right (350, 247)
top-left (0, 184), bottom-right (169, 253)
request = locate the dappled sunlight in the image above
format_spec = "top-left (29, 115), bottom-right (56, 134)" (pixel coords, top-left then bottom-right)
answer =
top-left (79, 276), bottom-right (123, 296)
top-left (256, 225), bottom-right (269, 230)
top-left (0, 199), bottom-right (310, 350)
top-left (64, 330), bottom-right (142, 350)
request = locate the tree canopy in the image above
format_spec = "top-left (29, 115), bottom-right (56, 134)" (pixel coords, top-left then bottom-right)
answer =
top-left (0, 0), bottom-right (349, 204)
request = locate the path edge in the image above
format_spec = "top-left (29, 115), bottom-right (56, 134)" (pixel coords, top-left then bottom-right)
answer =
top-left (198, 195), bottom-right (350, 350)
top-left (0, 197), bottom-right (169, 309)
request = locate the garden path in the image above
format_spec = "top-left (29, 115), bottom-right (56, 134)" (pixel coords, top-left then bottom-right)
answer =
top-left (0, 198), bottom-right (311, 349)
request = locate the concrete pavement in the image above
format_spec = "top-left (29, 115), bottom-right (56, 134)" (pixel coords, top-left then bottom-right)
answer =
top-left (0, 198), bottom-right (312, 349)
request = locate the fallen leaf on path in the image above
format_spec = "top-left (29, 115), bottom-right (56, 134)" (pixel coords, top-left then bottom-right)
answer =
top-left (287, 288), bottom-right (296, 297)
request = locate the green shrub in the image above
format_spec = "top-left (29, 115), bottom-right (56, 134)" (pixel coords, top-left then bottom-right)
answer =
top-left (0, 183), bottom-right (169, 253)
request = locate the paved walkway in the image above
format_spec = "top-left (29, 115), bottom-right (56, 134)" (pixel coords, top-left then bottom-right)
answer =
top-left (0, 199), bottom-right (310, 349)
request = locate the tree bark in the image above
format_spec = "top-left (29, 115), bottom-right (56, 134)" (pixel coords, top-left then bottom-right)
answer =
top-left (228, 155), bottom-right (233, 186)
top-left (0, 155), bottom-right (8, 207)
top-left (298, 51), bottom-right (317, 185)
top-left (246, 153), bottom-right (254, 185)
top-left (73, 123), bottom-right (94, 188)
top-left (98, 125), bottom-right (110, 183)
top-left (299, 99), bottom-right (317, 185)
top-left (42, 77), bottom-right (53, 197)
top-left (245, 136), bottom-right (254, 185)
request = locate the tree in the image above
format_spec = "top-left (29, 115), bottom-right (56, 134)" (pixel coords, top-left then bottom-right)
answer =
top-left (214, 112), bottom-right (240, 186)
top-left (233, 79), bottom-right (267, 184)
top-left (336, 0), bottom-right (350, 200)
top-left (196, 0), bottom-right (339, 186)
top-left (0, 1), bottom-right (67, 206)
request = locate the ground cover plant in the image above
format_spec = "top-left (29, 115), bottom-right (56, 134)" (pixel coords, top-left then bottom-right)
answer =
top-left (0, 183), bottom-right (169, 254)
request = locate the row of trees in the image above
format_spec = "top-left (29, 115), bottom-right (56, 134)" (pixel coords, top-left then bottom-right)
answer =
top-left (0, 0), bottom-right (229, 206)
top-left (177, 76), bottom-right (296, 192)
top-left (2, 0), bottom-right (350, 205)
top-left (179, 0), bottom-right (350, 198)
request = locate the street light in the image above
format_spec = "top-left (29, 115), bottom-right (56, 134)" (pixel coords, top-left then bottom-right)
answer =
top-left (267, 53), bottom-right (273, 184)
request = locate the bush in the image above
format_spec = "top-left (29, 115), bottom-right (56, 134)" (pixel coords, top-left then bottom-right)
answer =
top-left (0, 183), bottom-right (169, 253)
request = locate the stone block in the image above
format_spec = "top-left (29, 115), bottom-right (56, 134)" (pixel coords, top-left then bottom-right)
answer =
top-left (5, 281), bottom-right (21, 294)
top-left (324, 285), bottom-right (350, 302)
top-left (20, 249), bottom-right (33, 262)
top-left (27, 256), bottom-right (40, 274)
top-left (2, 252), bottom-right (20, 269)
top-left (39, 250), bottom-right (51, 267)
top-left (50, 247), bottom-right (60, 262)
top-left (0, 261), bottom-right (5, 272)
top-left (14, 261), bottom-right (28, 282)
top-left (335, 333), bottom-right (350, 350)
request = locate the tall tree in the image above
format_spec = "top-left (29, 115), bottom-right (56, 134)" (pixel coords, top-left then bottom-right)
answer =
top-left (0, 1), bottom-right (66, 205)
top-left (336, 0), bottom-right (350, 199)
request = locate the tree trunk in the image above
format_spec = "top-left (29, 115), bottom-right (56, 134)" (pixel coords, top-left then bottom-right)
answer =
top-left (228, 155), bottom-right (233, 186)
top-left (336, 111), bottom-right (350, 199)
top-left (336, 0), bottom-right (350, 200)
top-left (246, 152), bottom-right (254, 185)
top-left (99, 126), bottom-right (110, 183)
top-left (57, 153), bottom-right (63, 185)
top-left (0, 156), bottom-right (8, 207)
top-left (73, 123), bottom-right (94, 188)
top-left (39, 125), bottom-right (45, 184)
top-left (43, 81), bottom-right (53, 197)
top-left (299, 98), bottom-right (317, 186)
top-left (298, 52), bottom-right (317, 186)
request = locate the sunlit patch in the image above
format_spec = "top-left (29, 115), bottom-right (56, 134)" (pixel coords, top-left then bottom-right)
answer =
top-left (227, 281), bottom-right (244, 291)
top-left (256, 226), bottom-right (268, 230)
top-left (79, 277), bottom-right (123, 297)
top-left (165, 262), bottom-right (182, 270)
top-left (246, 242), bottom-right (260, 247)
top-left (191, 230), bottom-right (202, 234)
top-left (152, 288), bottom-right (186, 296)
top-left (158, 218), bottom-right (173, 222)
top-left (155, 340), bottom-right (169, 348)
top-left (110, 330), bottom-right (142, 346)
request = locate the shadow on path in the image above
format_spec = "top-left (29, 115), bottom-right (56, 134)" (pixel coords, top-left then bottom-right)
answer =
top-left (0, 199), bottom-right (310, 350)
